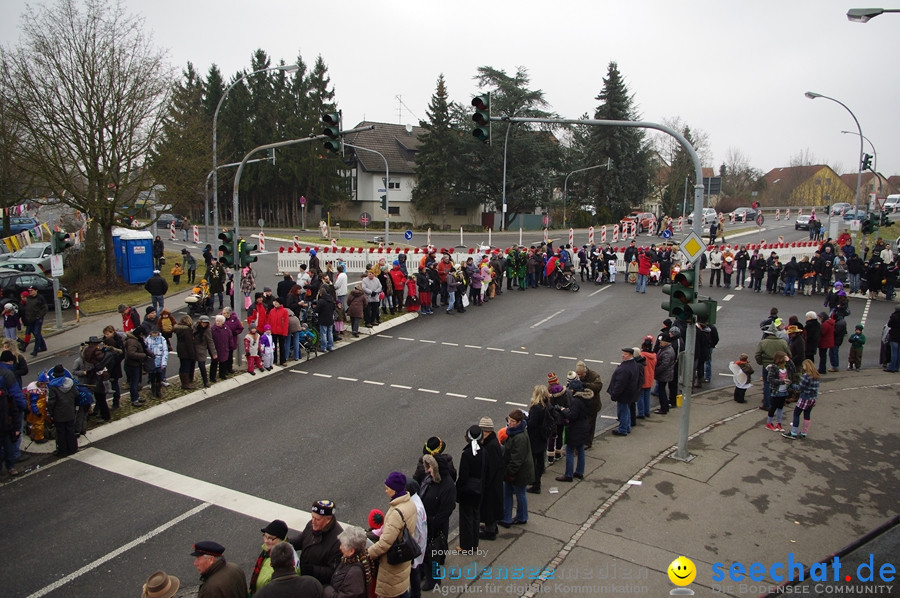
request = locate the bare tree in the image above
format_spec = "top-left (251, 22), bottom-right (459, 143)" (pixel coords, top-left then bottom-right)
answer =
top-left (1, 0), bottom-right (172, 282)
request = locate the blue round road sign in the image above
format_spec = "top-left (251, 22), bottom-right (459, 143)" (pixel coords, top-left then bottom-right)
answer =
top-left (662, 229), bottom-right (672, 239)
top-left (404, 229), bottom-right (413, 241)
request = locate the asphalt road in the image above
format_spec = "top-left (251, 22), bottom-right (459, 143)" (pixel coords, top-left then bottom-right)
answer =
top-left (4, 217), bottom-right (896, 597)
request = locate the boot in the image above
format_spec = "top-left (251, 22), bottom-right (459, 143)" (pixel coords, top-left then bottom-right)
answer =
top-left (153, 379), bottom-right (162, 398)
top-left (180, 372), bottom-right (193, 391)
top-left (381, 306), bottom-right (388, 315)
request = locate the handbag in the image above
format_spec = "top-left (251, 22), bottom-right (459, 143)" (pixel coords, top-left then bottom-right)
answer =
top-left (142, 355), bottom-right (156, 373)
top-left (461, 294), bottom-right (470, 308)
top-left (386, 510), bottom-right (421, 565)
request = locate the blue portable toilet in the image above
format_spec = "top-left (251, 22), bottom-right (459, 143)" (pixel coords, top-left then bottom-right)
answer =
top-left (113, 227), bottom-right (154, 284)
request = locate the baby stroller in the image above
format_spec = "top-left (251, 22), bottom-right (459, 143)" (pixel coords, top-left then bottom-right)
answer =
top-left (299, 302), bottom-right (320, 349)
top-left (185, 280), bottom-right (211, 316)
top-left (555, 263), bottom-right (580, 292)
top-left (298, 325), bottom-right (318, 361)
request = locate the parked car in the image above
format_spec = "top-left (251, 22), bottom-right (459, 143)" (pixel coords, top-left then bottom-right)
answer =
top-left (843, 209), bottom-right (866, 222)
top-left (619, 211), bottom-right (656, 233)
top-left (0, 269), bottom-right (72, 309)
top-left (6, 217), bottom-right (39, 234)
top-left (830, 202), bottom-right (852, 216)
top-left (687, 207), bottom-right (718, 226)
top-left (730, 207), bottom-right (758, 222)
top-left (795, 214), bottom-right (812, 230)
top-left (156, 213), bottom-right (185, 230)
top-left (5, 242), bottom-right (53, 274)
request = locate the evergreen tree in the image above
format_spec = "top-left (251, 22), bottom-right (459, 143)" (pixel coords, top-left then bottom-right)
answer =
top-left (412, 74), bottom-right (459, 229)
top-left (662, 126), bottom-right (696, 217)
top-left (586, 62), bottom-right (652, 219)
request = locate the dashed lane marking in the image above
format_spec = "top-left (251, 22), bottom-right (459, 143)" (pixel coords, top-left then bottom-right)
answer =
top-left (723, 294), bottom-right (735, 301)
top-left (337, 376), bottom-right (358, 382)
top-left (446, 393), bottom-right (467, 398)
top-left (487, 347), bottom-right (504, 352)
top-left (312, 373), bottom-right (331, 378)
top-left (510, 350), bottom-right (529, 355)
top-left (398, 337), bottom-right (415, 341)
top-left (442, 342), bottom-right (459, 347)
top-left (391, 384), bottom-right (412, 390)
top-left (507, 402), bottom-right (528, 407)
top-left (419, 339), bottom-right (436, 344)
top-left (534, 353), bottom-right (554, 358)
top-left (418, 388), bottom-right (440, 394)
top-left (363, 380), bottom-right (384, 386)
top-left (589, 285), bottom-right (612, 297)
top-left (531, 309), bottom-right (565, 329)
top-left (474, 396), bottom-right (497, 402)
top-left (465, 344), bottom-right (482, 349)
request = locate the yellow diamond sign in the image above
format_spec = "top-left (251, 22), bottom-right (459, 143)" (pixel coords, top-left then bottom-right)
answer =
top-left (679, 231), bottom-right (706, 265)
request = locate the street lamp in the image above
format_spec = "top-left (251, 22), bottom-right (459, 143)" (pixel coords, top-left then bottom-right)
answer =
top-left (804, 91), bottom-right (864, 236)
top-left (841, 130), bottom-right (883, 196)
top-left (562, 165), bottom-right (603, 228)
top-left (212, 63), bottom-right (299, 242)
top-left (847, 8), bottom-right (900, 22)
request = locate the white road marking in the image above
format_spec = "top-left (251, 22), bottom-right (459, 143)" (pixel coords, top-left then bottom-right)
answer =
top-left (584, 359), bottom-right (604, 364)
top-left (510, 350), bottom-right (529, 355)
top-left (723, 294), bottom-right (735, 301)
top-left (312, 373), bottom-right (331, 378)
top-left (534, 353), bottom-right (554, 358)
top-left (487, 347), bottom-right (504, 352)
top-left (506, 402), bottom-right (528, 407)
top-left (465, 344), bottom-right (482, 349)
top-left (376, 334), bottom-right (392, 338)
top-left (446, 393), bottom-right (467, 398)
top-left (419, 339), bottom-right (437, 344)
top-left (442, 342), bottom-right (459, 347)
top-left (558, 355), bottom-right (577, 360)
top-left (26, 502), bottom-right (212, 598)
top-left (290, 370), bottom-right (308, 375)
top-left (599, 415), bottom-right (619, 420)
top-left (474, 396), bottom-right (497, 403)
top-left (398, 337), bottom-right (415, 341)
top-left (418, 388), bottom-right (440, 394)
top-left (337, 376), bottom-right (358, 382)
top-left (590, 286), bottom-right (612, 297)
top-left (391, 384), bottom-right (412, 390)
top-left (363, 380), bottom-right (384, 386)
top-left (531, 309), bottom-right (565, 329)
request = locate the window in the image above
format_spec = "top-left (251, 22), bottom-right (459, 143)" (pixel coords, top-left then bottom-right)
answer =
top-left (388, 181), bottom-right (400, 190)
top-left (388, 206), bottom-right (400, 216)
top-left (453, 207), bottom-right (468, 216)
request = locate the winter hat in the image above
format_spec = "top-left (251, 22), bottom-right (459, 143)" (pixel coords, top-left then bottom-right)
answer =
top-left (566, 370), bottom-right (578, 381)
top-left (466, 425), bottom-right (482, 442)
top-left (311, 500), bottom-right (335, 517)
top-left (423, 436), bottom-right (445, 456)
top-left (260, 519), bottom-right (288, 540)
top-left (855, 324), bottom-right (864, 331)
top-left (834, 281), bottom-right (844, 288)
top-left (479, 416), bottom-right (494, 432)
top-left (368, 509), bottom-right (384, 530)
top-left (384, 471), bottom-right (407, 495)
top-left (547, 372), bottom-right (560, 386)
top-left (51, 364), bottom-right (66, 378)
top-left (145, 306), bottom-right (157, 315)
top-left (37, 371), bottom-right (49, 384)
top-left (263, 324), bottom-right (271, 331)
top-left (0, 350), bottom-right (14, 362)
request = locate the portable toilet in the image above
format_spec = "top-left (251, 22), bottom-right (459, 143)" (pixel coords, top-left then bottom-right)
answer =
top-left (113, 226), bottom-right (154, 284)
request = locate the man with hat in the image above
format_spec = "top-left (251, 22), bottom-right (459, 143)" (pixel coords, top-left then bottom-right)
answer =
top-left (787, 325), bottom-right (806, 370)
top-left (191, 540), bottom-right (247, 598)
top-left (288, 500), bottom-right (343, 586)
top-left (477, 417), bottom-right (505, 540)
top-left (653, 333), bottom-right (677, 414)
top-left (141, 570), bottom-right (179, 598)
top-left (144, 268), bottom-right (169, 313)
top-left (141, 306), bottom-right (159, 336)
top-left (574, 360), bottom-right (603, 449)
top-left (46, 364), bottom-right (78, 456)
top-left (607, 348), bottom-right (643, 436)
top-left (21, 286), bottom-right (47, 357)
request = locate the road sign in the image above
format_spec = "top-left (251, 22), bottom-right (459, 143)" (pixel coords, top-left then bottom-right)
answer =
top-left (299, 196), bottom-right (307, 206)
top-left (258, 218), bottom-right (265, 228)
top-left (404, 229), bottom-right (413, 241)
top-left (756, 214), bottom-right (764, 227)
top-left (679, 231), bottom-right (706, 265)
top-left (378, 188), bottom-right (386, 193)
top-left (359, 212), bottom-right (371, 226)
top-left (662, 229), bottom-right (672, 240)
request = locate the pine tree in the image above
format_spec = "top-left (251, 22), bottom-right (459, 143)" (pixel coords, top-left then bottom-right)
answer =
top-left (586, 62), bottom-right (652, 219)
top-left (412, 74), bottom-right (458, 229)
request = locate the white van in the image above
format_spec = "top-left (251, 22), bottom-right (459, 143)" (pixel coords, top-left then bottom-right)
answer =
top-left (883, 194), bottom-right (900, 213)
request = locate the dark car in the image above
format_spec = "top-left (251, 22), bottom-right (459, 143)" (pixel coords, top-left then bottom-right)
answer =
top-left (156, 214), bottom-right (185, 230)
top-left (6, 217), bottom-right (39, 234)
top-left (730, 207), bottom-right (758, 222)
top-left (795, 214), bottom-right (812, 230)
top-left (0, 269), bottom-right (72, 309)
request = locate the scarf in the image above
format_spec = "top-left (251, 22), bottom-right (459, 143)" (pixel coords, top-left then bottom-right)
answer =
top-left (341, 551), bottom-right (374, 586)
top-left (248, 547), bottom-right (267, 594)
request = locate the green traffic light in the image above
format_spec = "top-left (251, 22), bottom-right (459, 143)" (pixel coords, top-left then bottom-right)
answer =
top-left (471, 94), bottom-right (491, 144)
top-left (218, 229), bottom-right (235, 266)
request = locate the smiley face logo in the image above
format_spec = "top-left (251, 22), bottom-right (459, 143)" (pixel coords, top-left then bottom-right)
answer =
top-left (667, 556), bottom-right (697, 586)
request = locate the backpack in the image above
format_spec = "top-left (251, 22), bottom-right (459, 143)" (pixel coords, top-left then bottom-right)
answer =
top-left (540, 404), bottom-right (561, 438)
top-left (75, 384), bottom-right (95, 407)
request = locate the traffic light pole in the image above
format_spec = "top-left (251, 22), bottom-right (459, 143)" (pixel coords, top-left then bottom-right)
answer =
top-left (342, 143), bottom-right (389, 245)
top-left (231, 126), bottom-right (374, 325)
top-left (490, 115), bottom-right (704, 461)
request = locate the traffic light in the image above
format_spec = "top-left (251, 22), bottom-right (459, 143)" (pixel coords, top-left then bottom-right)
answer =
top-left (380, 195), bottom-right (387, 211)
top-left (471, 94), bottom-right (491, 144)
top-left (239, 238), bottom-right (258, 267)
top-left (322, 112), bottom-right (342, 153)
top-left (218, 229), bottom-right (235, 267)
top-left (862, 153), bottom-right (873, 171)
top-left (694, 298), bottom-right (718, 326)
top-left (51, 231), bottom-right (72, 253)
top-left (662, 270), bottom-right (697, 319)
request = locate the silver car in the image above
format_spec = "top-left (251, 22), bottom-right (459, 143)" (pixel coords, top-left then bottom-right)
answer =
top-left (4, 242), bottom-right (53, 274)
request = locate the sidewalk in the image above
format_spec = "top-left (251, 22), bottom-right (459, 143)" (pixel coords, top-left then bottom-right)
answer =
top-left (437, 369), bottom-right (900, 597)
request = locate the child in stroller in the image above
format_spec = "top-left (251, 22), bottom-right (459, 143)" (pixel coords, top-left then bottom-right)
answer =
top-left (185, 279), bottom-right (211, 316)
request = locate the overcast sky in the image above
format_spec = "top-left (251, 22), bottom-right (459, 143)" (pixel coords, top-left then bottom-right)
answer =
top-left (3, 0), bottom-right (899, 181)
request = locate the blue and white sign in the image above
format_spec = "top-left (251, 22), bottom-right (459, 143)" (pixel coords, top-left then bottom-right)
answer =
top-left (404, 229), bottom-right (413, 241)
top-left (662, 229), bottom-right (672, 239)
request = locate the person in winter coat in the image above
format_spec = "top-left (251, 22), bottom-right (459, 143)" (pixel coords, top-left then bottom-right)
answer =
top-left (803, 311), bottom-right (821, 363)
top-left (248, 520), bottom-right (299, 596)
top-left (210, 315), bottom-right (232, 383)
top-left (455, 425), bottom-right (484, 552)
top-left (123, 329), bottom-right (148, 406)
top-left (653, 333), bottom-right (677, 415)
top-left (21, 287), bottom-right (48, 356)
top-left (100, 326), bottom-right (125, 408)
top-left (173, 315), bottom-right (196, 390)
top-left (525, 385), bottom-right (552, 494)
top-left (755, 325), bottom-right (790, 410)
top-left (361, 271), bottom-right (382, 327)
top-left (193, 316), bottom-right (216, 388)
top-left (267, 298), bottom-right (290, 365)
top-left (323, 526), bottom-right (372, 598)
top-left (46, 364), bottom-right (79, 457)
top-left (345, 287), bottom-right (366, 338)
top-left (315, 289), bottom-right (336, 352)
top-left (144, 269), bottom-right (169, 313)
top-left (207, 259), bottom-right (227, 310)
top-left (477, 417), bottom-right (504, 541)
top-left (608, 348), bottom-right (643, 436)
top-left (418, 454), bottom-right (457, 591)
top-left (221, 307), bottom-right (244, 375)
top-left (499, 409), bottom-right (533, 527)
top-left (817, 311), bottom-right (835, 375)
top-left (556, 379), bottom-right (594, 481)
top-left (574, 361), bottom-right (603, 449)
top-left (144, 328), bottom-right (169, 398)
top-left (787, 325), bottom-right (807, 371)
top-left (413, 436), bottom-right (457, 485)
top-left (368, 473), bottom-right (417, 598)
top-left (638, 337), bottom-right (657, 419)
top-left (78, 336), bottom-right (112, 421)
